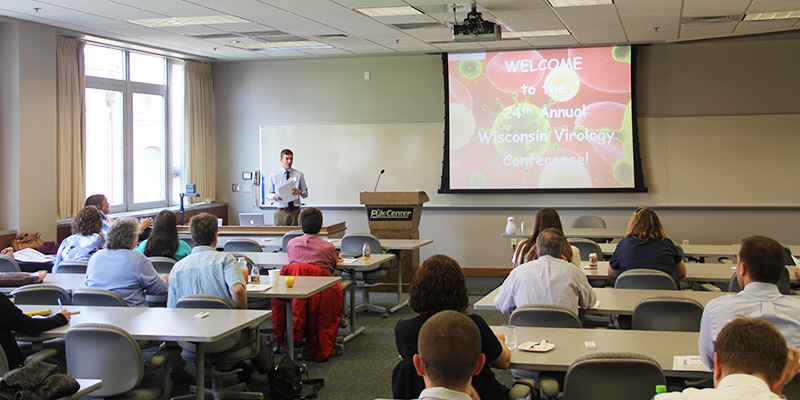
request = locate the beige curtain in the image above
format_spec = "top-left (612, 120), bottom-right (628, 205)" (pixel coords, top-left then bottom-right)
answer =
top-left (56, 36), bottom-right (86, 219)
top-left (184, 60), bottom-right (215, 203)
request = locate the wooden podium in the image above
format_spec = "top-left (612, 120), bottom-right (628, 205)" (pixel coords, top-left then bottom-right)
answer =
top-left (359, 191), bottom-right (429, 292)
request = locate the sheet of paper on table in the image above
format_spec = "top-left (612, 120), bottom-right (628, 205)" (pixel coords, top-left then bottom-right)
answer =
top-left (340, 258), bottom-right (358, 264)
top-left (246, 283), bottom-right (273, 293)
top-left (673, 355), bottom-right (711, 372)
top-left (14, 248), bottom-right (55, 263)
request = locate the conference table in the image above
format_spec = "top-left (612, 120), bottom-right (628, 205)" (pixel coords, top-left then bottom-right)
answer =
top-left (578, 261), bottom-right (799, 283)
top-left (595, 243), bottom-right (738, 261)
top-left (493, 326), bottom-right (710, 378)
top-left (475, 287), bottom-right (733, 315)
top-left (0, 273), bottom-right (87, 294)
top-left (247, 275), bottom-right (341, 360)
top-left (17, 304), bottom-right (271, 400)
top-left (501, 228), bottom-right (627, 242)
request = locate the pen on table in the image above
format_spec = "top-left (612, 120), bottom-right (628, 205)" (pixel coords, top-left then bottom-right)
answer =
top-left (57, 298), bottom-right (63, 311)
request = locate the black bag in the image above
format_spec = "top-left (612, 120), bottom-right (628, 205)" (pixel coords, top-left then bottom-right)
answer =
top-left (269, 355), bottom-right (324, 400)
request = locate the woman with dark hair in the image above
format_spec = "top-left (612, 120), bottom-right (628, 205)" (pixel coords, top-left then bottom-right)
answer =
top-left (84, 194), bottom-right (152, 236)
top-left (512, 208), bottom-right (580, 267)
top-left (608, 207), bottom-right (686, 283)
top-left (393, 254), bottom-right (511, 400)
top-left (136, 210), bottom-right (191, 261)
top-left (53, 206), bottom-right (106, 271)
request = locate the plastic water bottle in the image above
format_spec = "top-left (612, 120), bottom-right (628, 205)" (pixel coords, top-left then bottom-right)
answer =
top-left (362, 242), bottom-right (371, 260)
top-left (652, 384), bottom-right (667, 399)
top-left (250, 265), bottom-right (260, 284)
top-left (238, 257), bottom-right (249, 282)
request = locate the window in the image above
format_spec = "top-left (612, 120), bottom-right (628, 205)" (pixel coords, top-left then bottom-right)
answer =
top-left (84, 44), bottom-right (184, 212)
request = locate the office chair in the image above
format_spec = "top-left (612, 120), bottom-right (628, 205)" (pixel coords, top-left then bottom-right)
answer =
top-left (148, 256), bottom-right (177, 274)
top-left (567, 238), bottom-right (603, 261)
top-left (785, 246), bottom-right (794, 266)
top-left (340, 233), bottom-right (392, 315)
top-left (174, 295), bottom-right (264, 400)
top-left (72, 287), bottom-right (127, 307)
top-left (182, 238), bottom-right (194, 248)
top-left (281, 229), bottom-right (304, 252)
top-left (65, 323), bottom-right (179, 399)
top-left (52, 260), bottom-right (88, 274)
top-left (571, 215), bottom-right (607, 229)
top-left (614, 269), bottom-right (677, 290)
top-left (728, 267), bottom-right (791, 294)
top-left (508, 304), bottom-right (582, 399)
top-left (562, 352), bottom-right (666, 400)
top-left (0, 255), bottom-right (21, 272)
top-left (631, 296), bottom-right (704, 332)
top-left (223, 238), bottom-right (263, 253)
top-left (510, 304), bottom-right (583, 328)
top-left (11, 284), bottom-right (72, 305)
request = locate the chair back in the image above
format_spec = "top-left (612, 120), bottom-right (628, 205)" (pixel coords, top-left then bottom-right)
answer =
top-left (282, 230), bottom-right (304, 252)
top-left (631, 296), bottom-right (703, 332)
top-left (0, 255), bottom-right (21, 272)
top-left (0, 344), bottom-right (9, 375)
top-left (175, 295), bottom-right (238, 353)
top-left (341, 234), bottom-right (391, 282)
top-left (785, 246), bottom-right (794, 266)
top-left (182, 238), bottom-right (194, 248)
top-left (615, 269), bottom-right (677, 290)
top-left (11, 284), bottom-right (72, 305)
top-left (72, 287), bottom-right (128, 307)
top-left (782, 374), bottom-right (800, 399)
top-left (510, 304), bottom-right (583, 328)
top-left (66, 323), bottom-right (143, 397)
top-left (223, 238), bottom-right (262, 253)
top-left (567, 238), bottom-right (602, 261)
top-left (728, 268), bottom-right (791, 295)
top-left (52, 260), bottom-right (88, 273)
top-left (563, 352), bottom-right (666, 400)
top-left (148, 256), bottom-right (177, 274)
top-left (571, 215), bottom-right (607, 229)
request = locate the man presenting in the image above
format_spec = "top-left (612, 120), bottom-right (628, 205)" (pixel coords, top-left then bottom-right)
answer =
top-left (494, 228), bottom-right (596, 315)
top-left (698, 235), bottom-right (800, 369)
top-left (266, 149), bottom-right (308, 226)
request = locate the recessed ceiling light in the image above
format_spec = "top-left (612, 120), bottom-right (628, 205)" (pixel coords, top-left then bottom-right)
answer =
top-left (743, 11), bottom-right (800, 21)
top-left (355, 6), bottom-right (423, 17)
top-left (127, 15), bottom-right (248, 28)
top-left (230, 40), bottom-right (242, 44)
top-left (548, 0), bottom-right (613, 7)
top-left (228, 41), bottom-right (332, 50)
top-left (504, 29), bottom-right (571, 38)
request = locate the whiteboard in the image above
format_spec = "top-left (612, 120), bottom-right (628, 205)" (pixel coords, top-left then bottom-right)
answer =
top-left (259, 122), bottom-right (444, 207)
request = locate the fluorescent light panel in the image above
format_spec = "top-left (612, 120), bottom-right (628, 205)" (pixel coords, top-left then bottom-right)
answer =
top-left (355, 6), bottom-right (423, 17)
top-left (127, 15), bottom-right (248, 28)
top-left (548, 0), bottom-right (613, 7)
top-left (505, 29), bottom-right (571, 38)
top-left (743, 11), bottom-right (800, 21)
top-left (229, 41), bottom-right (332, 50)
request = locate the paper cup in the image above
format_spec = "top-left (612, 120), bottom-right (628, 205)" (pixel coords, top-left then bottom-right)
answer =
top-left (269, 269), bottom-right (280, 286)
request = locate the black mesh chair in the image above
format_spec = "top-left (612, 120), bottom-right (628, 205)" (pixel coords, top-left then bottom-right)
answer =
top-left (631, 296), bottom-right (704, 332)
top-left (563, 352), bottom-right (666, 400)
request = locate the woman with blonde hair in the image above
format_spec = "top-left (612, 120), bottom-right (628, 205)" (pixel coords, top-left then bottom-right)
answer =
top-left (512, 208), bottom-right (580, 267)
top-left (608, 207), bottom-right (686, 283)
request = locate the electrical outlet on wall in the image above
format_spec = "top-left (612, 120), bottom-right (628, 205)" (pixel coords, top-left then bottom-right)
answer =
top-left (511, 238), bottom-right (518, 248)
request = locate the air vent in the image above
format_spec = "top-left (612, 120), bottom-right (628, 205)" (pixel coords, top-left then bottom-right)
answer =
top-left (242, 30), bottom-right (291, 37)
top-left (681, 15), bottom-right (742, 24)
top-left (315, 34), bottom-right (348, 39)
top-left (391, 22), bottom-right (447, 30)
top-left (190, 33), bottom-right (242, 39)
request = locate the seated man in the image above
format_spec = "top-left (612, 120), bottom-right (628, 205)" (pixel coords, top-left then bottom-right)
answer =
top-left (699, 235), bottom-right (800, 369)
top-left (657, 318), bottom-right (799, 399)
top-left (414, 310), bottom-right (486, 400)
top-left (286, 207), bottom-right (341, 276)
top-left (168, 212), bottom-right (272, 374)
top-left (85, 217), bottom-right (168, 307)
top-left (494, 228), bottom-right (597, 315)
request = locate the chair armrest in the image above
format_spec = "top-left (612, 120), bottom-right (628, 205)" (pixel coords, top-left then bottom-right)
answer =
top-left (509, 378), bottom-right (536, 400)
top-left (699, 283), bottom-right (722, 292)
top-left (151, 347), bottom-right (181, 368)
top-left (23, 348), bottom-right (59, 366)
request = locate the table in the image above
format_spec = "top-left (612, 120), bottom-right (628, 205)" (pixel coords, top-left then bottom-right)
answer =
top-left (494, 326), bottom-right (709, 378)
top-left (248, 275), bottom-right (341, 360)
top-left (0, 273), bottom-right (86, 294)
top-left (17, 305), bottom-right (271, 400)
top-left (334, 253), bottom-right (396, 343)
top-left (594, 243), bottom-right (738, 261)
top-left (475, 286), bottom-right (731, 314)
top-left (501, 228), bottom-right (626, 242)
top-left (577, 261), bottom-right (800, 283)
top-left (69, 379), bottom-right (103, 399)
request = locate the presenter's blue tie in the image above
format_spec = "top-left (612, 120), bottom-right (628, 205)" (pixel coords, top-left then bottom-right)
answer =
top-left (285, 170), bottom-right (295, 211)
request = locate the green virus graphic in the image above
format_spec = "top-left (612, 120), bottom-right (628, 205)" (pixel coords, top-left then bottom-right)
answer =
top-left (459, 60), bottom-right (484, 81)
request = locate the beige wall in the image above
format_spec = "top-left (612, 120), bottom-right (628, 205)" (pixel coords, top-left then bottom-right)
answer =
top-left (0, 19), bottom-right (58, 239)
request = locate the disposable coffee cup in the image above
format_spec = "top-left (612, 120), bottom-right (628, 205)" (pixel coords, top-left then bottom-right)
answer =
top-left (269, 269), bottom-right (280, 286)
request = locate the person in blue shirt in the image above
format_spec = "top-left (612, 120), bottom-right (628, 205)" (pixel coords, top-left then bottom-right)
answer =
top-left (85, 217), bottom-right (168, 307)
top-left (137, 210), bottom-right (192, 261)
top-left (265, 149), bottom-right (308, 226)
top-left (609, 207), bottom-right (686, 284)
top-left (53, 206), bottom-right (105, 271)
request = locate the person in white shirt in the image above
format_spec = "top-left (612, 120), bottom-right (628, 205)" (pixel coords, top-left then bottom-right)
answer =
top-left (495, 228), bottom-right (597, 316)
top-left (656, 318), bottom-right (798, 400)
top-left (414, 310), bottom-right (486, 400)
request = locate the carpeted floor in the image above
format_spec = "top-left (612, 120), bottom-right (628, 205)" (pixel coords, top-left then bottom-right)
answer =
top-left (165, 275), bottom-right (509, 400)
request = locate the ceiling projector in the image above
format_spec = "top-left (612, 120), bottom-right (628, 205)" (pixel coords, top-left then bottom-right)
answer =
top-left (452, 4), bottom-right (501, 42)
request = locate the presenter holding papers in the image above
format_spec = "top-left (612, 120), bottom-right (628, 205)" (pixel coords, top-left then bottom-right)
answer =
top-left (266, 149), bottom-right (308, 226)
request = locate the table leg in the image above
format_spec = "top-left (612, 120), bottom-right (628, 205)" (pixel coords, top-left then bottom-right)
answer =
top-left (342, 268), bottom-right (365, 344)
top-left (286, 300), bottom-right (294, 360)
top-left (389, 250), bottom-right (408, 314)
top-left (195, 342), bottom-right (205, 400)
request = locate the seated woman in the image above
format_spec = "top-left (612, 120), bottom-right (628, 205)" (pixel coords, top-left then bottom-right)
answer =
top-left (393, 254), bottom-right (511, 400)
top-left (53, 206), bottom-right (105, 271)
top-left (84, 194), bottom-right (151, 235)
top-left (608, 207), bottom-right (686, 284)
top-left (512, 208), bottom-right (580, 267)
top-left (137, 210), bottom-right (191, 261)
top-left (85, 217), bottom-right (168, 307)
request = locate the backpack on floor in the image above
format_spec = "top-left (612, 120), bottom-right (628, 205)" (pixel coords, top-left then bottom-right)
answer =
top-left (269, 355), bottom-right (324, 400)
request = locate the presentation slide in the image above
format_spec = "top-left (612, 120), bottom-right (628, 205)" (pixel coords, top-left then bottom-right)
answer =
top-left (445, 46), bottom-right (636, 191)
